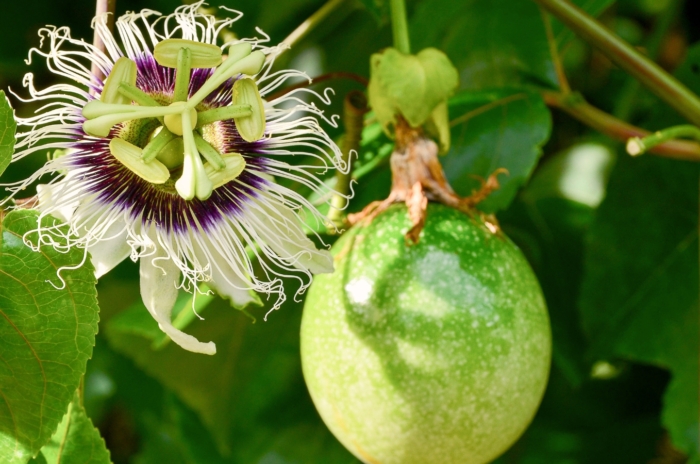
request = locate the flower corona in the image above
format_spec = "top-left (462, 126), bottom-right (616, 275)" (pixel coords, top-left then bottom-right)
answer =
top-left (6, 2), bottom-right (349, 354)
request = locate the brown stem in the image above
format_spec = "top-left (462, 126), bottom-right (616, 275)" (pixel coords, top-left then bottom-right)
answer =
top-left (542, 90), bottom-right (700, 161)
top-left (267, 72), bottom-right (368, 101)
top-left (329, 90), bottom-right (369, 226)
top-left (91, 0), bottom-right (116, 87)
top-left (348, 120), bottom-right (503, 243)
top-left (540, 6), bottom-right (571, 94)
top-left (533, 0), bottom-right (700, 127)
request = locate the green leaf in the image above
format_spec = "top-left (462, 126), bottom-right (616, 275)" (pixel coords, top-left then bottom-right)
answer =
top-left (410, 0), bottom-right (558, 90)
top-left (579, 154), bottom-right (699, 458)
top-left (29, 392), bottom-right (110, 464)
top-left (445, 88), bottom-right (552, 213)
top-left (369, 47), bottom-right (459, 131)
top-left (0, 210), bottom-right (99, 463)
top-left (357, 0), bottom-right (389, 25)
top-left (105, 292), bottom-right (356, 462)
top-left (0, 91), bottom-right (16, 178)
top-left (648, 43), bottom-right (700, 128)
top-left (552, 0), bottom-right (615, 48)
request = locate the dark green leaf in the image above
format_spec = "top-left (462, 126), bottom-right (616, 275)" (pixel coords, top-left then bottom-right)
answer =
top-left (29, 392), bottom-right (110, 464)
top-left (410, 0), bottom-right (558, 90)
top-left (357, 0), bottom-right (389, 25)
top-left (0, 91), bottom-right (16, 178)
top-left (445, 89), bottom-right (552, 213)
top-left (502, 141), bottom-right (614, 387)
top-left (579, 154), bottom-right (699, 458)
top-left (0, 210), bottom-right (99, 463)
top-left (106, 292), bottom-right (357, 462)
top-left (552, 0), bottom-right (615, 48)
top-left (648, 43), bottom-right (700, 128)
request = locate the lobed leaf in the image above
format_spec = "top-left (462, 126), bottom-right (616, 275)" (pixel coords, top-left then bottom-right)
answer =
top-left (579, 154), bottom-right (699, 459)
top-left (28, 392), bottom-right (110, 464)
top-left (444, 88), bottom-right (552, 213)
top-left (410, 0), bottom-right (558, 90)
top-left (0, 91), bottom-right (16, 178)
top-left (0, 210), bottom-right (99, 463)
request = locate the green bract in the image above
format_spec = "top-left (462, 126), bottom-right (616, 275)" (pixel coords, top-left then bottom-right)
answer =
top-left (368, 47), bottom-right (458, 150)
top-left (301, 204), bottom-right (551, 464)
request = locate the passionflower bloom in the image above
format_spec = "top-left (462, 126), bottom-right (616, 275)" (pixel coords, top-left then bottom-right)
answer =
top-left (6, 3), bottom-right (348, 354)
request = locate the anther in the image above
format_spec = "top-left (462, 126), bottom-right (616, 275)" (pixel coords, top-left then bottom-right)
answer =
top-left (109, 138), bottom-right (170, 184)
top-left (154, 38), bottom-right (223, 69)
top-left (233, 78), bottom-right (266, 142)
top-left (100, 57), bottom-right (137, 105)
top-left (204, 153), bottom-right (246, 188)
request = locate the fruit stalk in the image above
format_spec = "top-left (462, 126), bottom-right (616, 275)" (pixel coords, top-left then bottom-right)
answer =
top-left (349, 120), bottom-right (504, 242)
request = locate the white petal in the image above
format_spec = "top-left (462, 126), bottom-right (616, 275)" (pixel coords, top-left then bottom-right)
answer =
top-left (191, 235), bottom-right (261, 309)
top-left (88, 227), bottom-right (131, 279)
top-left (254, 200), bottom-right (334, 274)
top-left (208, 254), bottom-right (262, 309)
top-left (36, 183), bottom-right (78, 222)
top-left (140, 243), bottom-right (216, 355)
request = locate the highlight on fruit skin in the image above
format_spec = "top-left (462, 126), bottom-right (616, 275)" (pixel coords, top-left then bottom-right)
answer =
top-left (301, 204), bottom-right (552, 464)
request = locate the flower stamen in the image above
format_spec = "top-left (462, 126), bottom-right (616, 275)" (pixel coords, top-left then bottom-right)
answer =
top-left (142, 127), bottom-right (177, 162)
top-left (193, 132), bottom-right (226, 171)
top-left (173, 47), bottom-right (192, 102)
top-left (101, 57), bottom-right (137, 105)
top-left (109, 138), bottom-right (170, 183)
top-left (196, 105), bottom-right (252, 127)
top-left (204, 153), bottom-right (246, 188)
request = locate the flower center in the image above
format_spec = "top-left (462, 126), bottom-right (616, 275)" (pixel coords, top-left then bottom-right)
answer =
top-left (81, 40), bottom-right (267, 201)
top-left (163, 103), bottom-right (198, 136)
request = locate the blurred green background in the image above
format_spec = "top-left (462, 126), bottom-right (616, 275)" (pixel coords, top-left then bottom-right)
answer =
top-left (1, 0), bottom-right (698, 463)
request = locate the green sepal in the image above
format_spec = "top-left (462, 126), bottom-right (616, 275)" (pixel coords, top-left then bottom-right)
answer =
top-left (368, 47), bottom-right (458, 134)
top-left (423, 100), bottom-right (450, 154)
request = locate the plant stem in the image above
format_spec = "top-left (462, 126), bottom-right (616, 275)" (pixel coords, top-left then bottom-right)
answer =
top-left (328, 90), bottom-right (368, 226)
top-left (533, 0), bottom-right (700, 127)
top-left (540, 7), bottom-right (570, 94)
top-left (390, 0), bottom-right (411, 54)
top-left (627, 125), bottom-right (700, 156)
top-left (281, 0), bottom-right (348, 51)
top-left (91, 0), bottom-right (116, 86)
top-left (613, 0), bottom-right (682, 121)
top-left (542, 90), bottom-right (700, 161)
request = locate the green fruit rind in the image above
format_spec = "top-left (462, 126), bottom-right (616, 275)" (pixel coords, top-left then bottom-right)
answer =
top-left (301, 204), bottom-right (551, 464)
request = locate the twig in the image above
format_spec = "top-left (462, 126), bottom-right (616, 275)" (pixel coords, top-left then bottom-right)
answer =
top-left (542, 90), bottom-right (700, 161)
top-left (540, 6), bottom-right (571, 94)
top-left (328, 91), bottom-right (368, 226)
top-left (627, 125), bottom-right (700, 157)
top-left (390, 0), bottom-right (411, 55)
top-left (91, 0), bottom-right (116, 86)
top-left (533, 0), bottom-right (700, 127)
top-left (280, 0), bottom-right (348, 52)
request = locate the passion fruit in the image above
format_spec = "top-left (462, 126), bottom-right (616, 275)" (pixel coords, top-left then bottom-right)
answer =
top-left (300, 204), bottom-right (551, 464)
